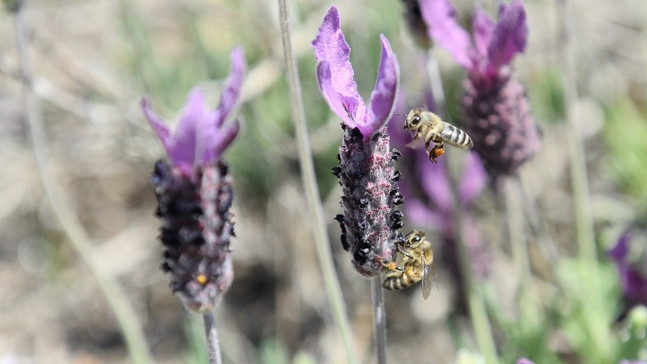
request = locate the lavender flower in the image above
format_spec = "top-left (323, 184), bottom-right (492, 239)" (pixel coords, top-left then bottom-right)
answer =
top-left (420, 0), bottom-right (540, 178)
top-left (312, 6), bottom-right (402, 277)
top-left (609, 231), bottom-right (647, 311)
top-left (142, 48), bottom-right (245, 312)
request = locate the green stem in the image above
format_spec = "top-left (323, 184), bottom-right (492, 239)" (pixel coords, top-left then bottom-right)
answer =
top-left (276, 1), bottom-right (358, 363)
top-left (427, 49), bottom-right (498, 363)
top-left (504, 175), bottom-right (540, 329)
top-left (557, 0), bottom-right (597, 268)
top-left (13, 5), bottom-right (152, 364)
top-left (447, 161), bottom-right (498, 364)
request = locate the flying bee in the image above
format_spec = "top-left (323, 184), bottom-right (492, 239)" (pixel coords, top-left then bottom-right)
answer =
top-left (404, 108), bottom-right (473, 162)
top-left (382, 230), bottom-right (435, 299)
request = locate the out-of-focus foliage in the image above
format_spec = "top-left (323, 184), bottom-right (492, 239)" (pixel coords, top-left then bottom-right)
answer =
top-left (604, 100), bottom-right (647, 203)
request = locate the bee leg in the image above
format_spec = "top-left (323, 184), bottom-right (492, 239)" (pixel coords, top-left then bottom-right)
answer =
top-left (396, 245), bottom-right (414, 260)
top-left (429, 143), bottom-right (445, 163)
top-left (381, 260), bottom-right (404, 272)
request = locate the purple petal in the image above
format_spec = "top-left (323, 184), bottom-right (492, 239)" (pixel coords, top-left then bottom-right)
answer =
top-left (171, 89), bottom-right (208, 171)
top-left (516, 359), bottom-right (535, 364)
top-left (215, 47), bottom-right (246, 127)
top-left (419, 0), bottom-right (473, 69)
top-left (624, 268), bottom-right (647, 303)
top-left (406, 198), bottom-right (446, 230)
top-left (487, 0), bottom-right (527, 69)
top-left (315, 61), bottom-right (362, 127)
top-left (312, 6), bottom-right (363, 127)
top-left (609, 232), bottom-right (630, 263)
top-left (141, 96), bottom-right (172, 146)
top-left (363, 35), bottom-right (400, 137)
top-left (206, 119), bottom-right (240, 162)
top-left (459, 152), bottom-right (487, 206)
top-left (418, 153), bottom-right (453, 213)
top-left (472, 9), bottom-right (494, 58)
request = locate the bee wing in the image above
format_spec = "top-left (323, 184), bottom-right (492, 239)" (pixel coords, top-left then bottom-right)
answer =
top-left (406, 137), bottom-right (426, 150)
top-left (421, 261), bottom-right (433, 300)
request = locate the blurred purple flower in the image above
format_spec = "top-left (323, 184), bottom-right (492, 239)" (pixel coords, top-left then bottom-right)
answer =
top-left (516, 359), bottom-right (535, 364)
top-left (420, 0), bottom-right (540, 178)
top-left (142, 47), bottom-right (245, 176)
top-left (405, 151), bottom-right (490, 278)
top-left (313, 6), bottom-right (404, 277)
top-left (143, 47), bottom-right (245, 312)
top-left (609, 231), bottom-right (647, 308)
top-left (313, 6), bottom-right (399, 140)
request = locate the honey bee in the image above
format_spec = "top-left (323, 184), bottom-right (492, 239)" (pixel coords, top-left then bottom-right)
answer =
top-left (382, 230), bottom-right (435, 299)
top-left (404, 108), bottom-right (473, 162)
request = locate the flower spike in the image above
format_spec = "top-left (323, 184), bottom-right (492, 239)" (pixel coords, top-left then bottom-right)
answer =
top-left (313, 6), bottom-right (404, 277)
top-left (143, 47), bottom-right (246, 312)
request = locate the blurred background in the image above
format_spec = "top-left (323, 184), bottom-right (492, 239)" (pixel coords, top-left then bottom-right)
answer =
top-left (0, 0), bottom-right (645, 363)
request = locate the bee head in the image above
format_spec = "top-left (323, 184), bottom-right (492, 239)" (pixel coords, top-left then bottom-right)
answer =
top-left (404, 229), bottom-right (426, 247)
top-left (405, 108), bottom-right (423, 130)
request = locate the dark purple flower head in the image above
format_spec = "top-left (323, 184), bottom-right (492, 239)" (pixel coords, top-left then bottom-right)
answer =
top-left (609, 231), bottom-right (647, 308)
top-left (314, 6), bottom-right (403, 277)
top-left (142, 47), bottom-right (245, 176)
top-left (144, 47), bottom-right (245, 312)
top-left (420, 0), bottom-right (539, 178)
top-left (313, 6), bottom-right (399, 140)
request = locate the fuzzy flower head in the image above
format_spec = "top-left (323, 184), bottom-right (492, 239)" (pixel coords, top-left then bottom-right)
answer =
top-left (420, 0), bottom-right (539, 178)
top-left (313, 6), bottom-right (404, 277)
top-left (143, 47), bottom-right (245, 313)
top-left (142, 47), bottom-right (245, 176)
top-left (312, 6), bottom-right (399, 140)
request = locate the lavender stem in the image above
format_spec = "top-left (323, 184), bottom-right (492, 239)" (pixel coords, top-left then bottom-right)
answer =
top-left (557, 0), bottom-right (597, 269)
top-left (203, 312), bottom-right (223, 364)
top-left (277, 1), bottom-right (358, 363)
top-left (371, 276), bottom-right (387, 364)
top-left (426, 49), bottom-right (498, 363)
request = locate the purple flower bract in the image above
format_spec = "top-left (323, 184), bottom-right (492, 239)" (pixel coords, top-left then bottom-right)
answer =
top-left (142, 47), bottom-right (245, 176)
top-left (312, 6), bottom-right (399, 140)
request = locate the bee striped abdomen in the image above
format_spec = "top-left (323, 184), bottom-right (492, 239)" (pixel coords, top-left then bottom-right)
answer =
top-left (382, 264), bottom-right (421, 290)
top-left (441, 122), bottom-right (473, 149)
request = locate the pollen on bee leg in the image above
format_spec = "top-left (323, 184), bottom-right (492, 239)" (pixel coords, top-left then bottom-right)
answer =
top-left (196, 274), bottom-right (208, 285)
top-left (381, 260), bottom-right (397, 272)
top-left (428, 145), bottom-right (445, 162)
